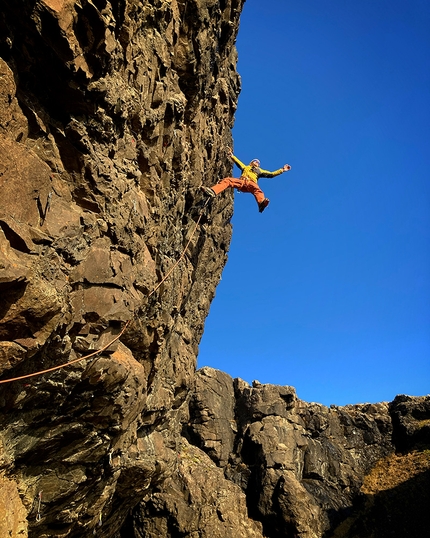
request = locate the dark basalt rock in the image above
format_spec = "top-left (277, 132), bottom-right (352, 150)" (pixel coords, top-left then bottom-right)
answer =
top-left (143, 368), bottom-right (429, 538)
top-left (0, 2), bottom-right (428, 537)
top-left (0, 0), bottom-right (241, 536)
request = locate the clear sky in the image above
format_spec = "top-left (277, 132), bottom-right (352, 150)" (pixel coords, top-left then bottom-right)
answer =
top-left (198, 0), bottom-right (430, 406)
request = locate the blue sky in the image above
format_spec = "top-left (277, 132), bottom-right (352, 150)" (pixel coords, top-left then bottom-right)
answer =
top-left (198, 0), bottom-right (430, 406)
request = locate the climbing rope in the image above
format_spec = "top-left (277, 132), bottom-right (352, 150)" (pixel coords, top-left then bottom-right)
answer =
top-left (0, 321), bottom-right (131, 384)
top-left (148, 198), bottom-right (210, 298)
top-left (0, 197), bottom-right (210, 384)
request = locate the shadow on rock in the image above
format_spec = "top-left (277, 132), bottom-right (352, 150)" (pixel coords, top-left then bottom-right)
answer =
top-left (325, 463), bottom-right (430, 538)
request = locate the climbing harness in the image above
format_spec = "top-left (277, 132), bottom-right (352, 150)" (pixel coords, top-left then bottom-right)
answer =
top-left (0, 196), bottom-right (211, 385)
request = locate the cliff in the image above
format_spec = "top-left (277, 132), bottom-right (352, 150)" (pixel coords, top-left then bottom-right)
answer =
top-left (0, 0), bottom-right (241, 535)
top-left (0, 1), bottom-right (429, 537)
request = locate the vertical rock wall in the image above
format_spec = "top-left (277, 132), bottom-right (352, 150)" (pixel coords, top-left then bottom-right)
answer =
top-left (139, 368), bottom-right (429, 538)
top-left (0, 1), bottom-right (244, 536)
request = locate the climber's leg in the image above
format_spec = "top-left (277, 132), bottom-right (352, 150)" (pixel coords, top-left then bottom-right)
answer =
top-left (240, 180), bottom-right (266, 204)
top-left (210, 177), bottom-right (244, 195)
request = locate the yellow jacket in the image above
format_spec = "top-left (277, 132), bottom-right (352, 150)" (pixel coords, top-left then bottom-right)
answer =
top-left (232, 154), bottom-right (284, 183)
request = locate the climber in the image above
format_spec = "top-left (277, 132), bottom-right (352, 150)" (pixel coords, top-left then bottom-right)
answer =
top-left (202, 147), bottom-right (291, 213)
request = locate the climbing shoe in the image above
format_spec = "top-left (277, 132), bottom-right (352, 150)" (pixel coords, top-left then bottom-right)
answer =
top-left (258, 198), bottom-right (270, 213)
top-left (201, 186), bottom-right (216, 198)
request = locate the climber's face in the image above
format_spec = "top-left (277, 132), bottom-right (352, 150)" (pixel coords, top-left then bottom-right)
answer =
top-left (250, 160), bottom-right (260, 168)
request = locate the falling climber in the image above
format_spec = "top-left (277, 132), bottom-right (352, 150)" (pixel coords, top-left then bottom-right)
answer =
top-left (202, 147), bottom-right (291, 213)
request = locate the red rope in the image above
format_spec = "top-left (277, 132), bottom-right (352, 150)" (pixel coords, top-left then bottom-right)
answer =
top-left (0, 321), bottom-right (130, 384)
top-left (148, 201), bottom-right (208, 297)
top-left (0, 199), bottom-right (209, 384)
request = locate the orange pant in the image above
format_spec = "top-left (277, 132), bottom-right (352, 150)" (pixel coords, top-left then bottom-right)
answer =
top-left (211, 177), bottom-right (265, 204)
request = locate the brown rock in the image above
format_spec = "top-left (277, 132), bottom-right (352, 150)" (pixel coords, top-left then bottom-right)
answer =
top-left (0, 341), bottom-right (27, 375)
top-left (390, 394), bottom-right (430, 450)
top-left (0, 475), bottom-right (28, 538)
top-left (0, 0), bottom-right (240, 536)
top-left (183, 371), bottom-right (423, 538)
top-left (186, 366), bottom-right (237, 467)
top-left (0, 227), bottom-right (31, 288)
top-left (129, 440), bottom-right (264, 538)
top-left (0, 59), bottom-right (28, 141)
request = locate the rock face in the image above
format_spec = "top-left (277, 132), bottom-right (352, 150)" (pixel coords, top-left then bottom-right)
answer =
top-left (0, 2), bottom-right (429, 538)
top-left (174, 369), bottom-right (429, 538)
top-left (0, 0), bottom-right (242, 536)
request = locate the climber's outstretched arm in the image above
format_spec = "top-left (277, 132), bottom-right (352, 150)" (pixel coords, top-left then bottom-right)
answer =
top-left (259, 164), bottom-right (291, 178)
top-left (226, 147), bottom-right (246, 171)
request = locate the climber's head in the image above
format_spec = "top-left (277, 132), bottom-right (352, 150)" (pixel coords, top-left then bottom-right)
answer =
top-left (250, 159), bottom-right (260, 168)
